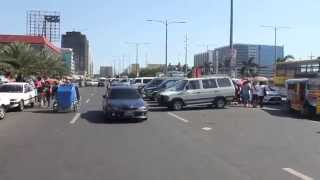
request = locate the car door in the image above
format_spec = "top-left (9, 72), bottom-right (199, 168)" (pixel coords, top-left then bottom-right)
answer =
top-left (201, 78), bottom-right (219, 103)
top-left (216, 78), bottom-right (235, 100)
top-left (182, 80), bottom-right (203, 105)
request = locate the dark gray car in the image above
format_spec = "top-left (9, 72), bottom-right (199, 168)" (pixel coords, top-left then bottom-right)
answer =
top-left (102, 86), bottom-right (148, 120)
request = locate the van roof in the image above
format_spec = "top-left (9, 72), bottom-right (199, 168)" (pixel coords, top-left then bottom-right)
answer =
top-left (184, 76), bottom-right (231, 81)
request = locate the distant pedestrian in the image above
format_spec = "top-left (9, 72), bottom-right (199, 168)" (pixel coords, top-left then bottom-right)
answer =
top-left (256, 83), bottom-right (266, 108)
top-left (43, 81), bottom-right (52, 108)
top-left (35, 77), bottom-right (44, 106)
top-left (241, 81), bottom-right (252, 108)
top-left (252, 82), bottom-right (259, 108)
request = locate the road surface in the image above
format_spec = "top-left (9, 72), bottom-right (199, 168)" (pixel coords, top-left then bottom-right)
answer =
top-left (0, 87), bottom-right (319, 180)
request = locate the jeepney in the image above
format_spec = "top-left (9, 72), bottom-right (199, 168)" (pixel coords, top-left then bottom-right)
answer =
top-left (286, 78), bottom-right (320, 116)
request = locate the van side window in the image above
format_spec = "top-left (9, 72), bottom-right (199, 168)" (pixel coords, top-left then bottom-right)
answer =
top-left (217, 78), bottom-right (232, 87)
top-left (287, 84), bottom-right (296, 90)
top-left (188, 80), bottom-right (200, 90)
top-left (143, 79), bottom-right (152, 84)
top-left (135, 79), bottom-right (142, 83)
top-left (202, 79), bottom-right (217, 89)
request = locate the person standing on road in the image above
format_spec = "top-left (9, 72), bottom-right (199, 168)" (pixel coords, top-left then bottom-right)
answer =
top-left (252, 82), bottom-right (259, 108)
top-left (256, 83), bottom-right (266, 108)
top-left (35, 77), bottom-right (44, 107)
top-left (43, 81), bottom-right (52, 108)
top-left (241, 81), bottom-right (252, 108)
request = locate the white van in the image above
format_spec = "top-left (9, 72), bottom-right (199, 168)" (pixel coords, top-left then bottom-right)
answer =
top-left (158, 76), bottom-right (235, 110)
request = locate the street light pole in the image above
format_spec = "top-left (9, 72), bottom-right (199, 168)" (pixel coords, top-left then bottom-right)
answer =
top-left (261, 25), bottom-right (290, 64)
top-left (146, 19), bottom-right (187, 75)
top-left (185, 33), bottom-right (188, 75)
top-left (125, 42), bottom-right (149, 77)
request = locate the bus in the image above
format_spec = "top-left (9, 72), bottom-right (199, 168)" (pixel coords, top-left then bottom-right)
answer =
top-left (274, 59), bottom-right (320, 87)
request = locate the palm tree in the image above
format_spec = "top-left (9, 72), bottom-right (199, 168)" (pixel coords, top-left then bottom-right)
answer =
top-left (276, 54), bottom-right (295, 63)
top-left (240, 57), bottom-right (259, 78)
top-left (0, 42), bottom-right (37, 78)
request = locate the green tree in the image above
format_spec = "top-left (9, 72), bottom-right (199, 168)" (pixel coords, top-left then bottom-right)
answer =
top-left (240, 57), bottom-right (259, 78)
top-left (276, 54), bottom-right (295, 63)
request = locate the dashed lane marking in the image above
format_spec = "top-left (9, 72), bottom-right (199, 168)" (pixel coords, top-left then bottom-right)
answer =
top-left (69, 113), bottom-right (81, 124)
top-left (168, 112), bottom-right (189, 123)
top-left (282, 168), bottom-right (314, 180)
top-left (202, 127), bottom-right (212, 131)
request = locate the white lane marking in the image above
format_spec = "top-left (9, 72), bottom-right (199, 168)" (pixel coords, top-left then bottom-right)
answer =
top-left (282, 168), bottom-right (314, 180)
top-left (70, 113), bottom-right (81, 124)
top-left (168, 112), bottom-right (189, 123)
top-left (202, 127), bottom-right (212, 131)
top-left (86, 99), bottom-right (90, 103)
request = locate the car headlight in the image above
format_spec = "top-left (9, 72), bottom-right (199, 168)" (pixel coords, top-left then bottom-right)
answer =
top-left (138, 106), bottom-right (147, 111)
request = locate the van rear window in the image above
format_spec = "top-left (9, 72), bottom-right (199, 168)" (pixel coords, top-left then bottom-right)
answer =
top-left (217, 78), bottom-right (232, 87)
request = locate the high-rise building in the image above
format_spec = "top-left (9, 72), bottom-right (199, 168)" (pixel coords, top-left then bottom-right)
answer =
top-left (146, 64), bottom-right (165, 70)
top-left (60, 48), bottom-right (75, 75)
top-left (100, 66), bottom-right (113, 77)
top-left (194, 44), bottom-right (284, 78)
top-left (61, 31), bottom-right (89, 75)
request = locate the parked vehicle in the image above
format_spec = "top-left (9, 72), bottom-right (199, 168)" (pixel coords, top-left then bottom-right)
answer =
top-left (142, 78), bottom-right (167, 98)
top-left (53, 84), bottom-right (80, 112)
top-left (145, 78), bottom-right (182, 100)
top-left (102, 86), bottom-right (148, 120)
top-left (286, 78), bottom-right (320, 116)
top-left (263, 86), bottom-right (282, 104)
top-left (0, 97), bottom-right (10, 120)
top-left (159, 76), bottom-right (235, 110)
top-left (98, 78), bottom-right (106, 87)
top-left (133, 77), bottom-right (154, 88)
top-left (85, 79), bottom-right (99, 86)
top-left (0, 82), bottom-right (36, 111)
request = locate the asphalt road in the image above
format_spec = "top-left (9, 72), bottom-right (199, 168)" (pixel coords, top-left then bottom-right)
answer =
top-left (0, 87), bottom-right (320, 180)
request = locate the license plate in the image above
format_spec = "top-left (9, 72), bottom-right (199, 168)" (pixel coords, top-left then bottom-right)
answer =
top-left (125, 111), bottom-right (134, 116)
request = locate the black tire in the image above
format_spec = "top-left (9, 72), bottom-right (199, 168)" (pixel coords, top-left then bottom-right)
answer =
top-left (17, 100), bottom-right (24, 111)
top-left (215, 98), bottom-right (226, 109)
top-left (0, 106), bottom-right (6, 120)
top-left (30, 98), bottom-right (35, 108)
top-left (172, 100), bottom-right (183, 111)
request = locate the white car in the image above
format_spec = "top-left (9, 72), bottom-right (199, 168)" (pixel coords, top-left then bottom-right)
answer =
top-left (0, 96), bottom-right (10, 119)
top-left (0, 82), bottom-right (37, 111)
top-left (85, 79), bottom-right (99, 86)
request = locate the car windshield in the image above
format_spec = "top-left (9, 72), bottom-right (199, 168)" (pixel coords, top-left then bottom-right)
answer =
top-left (110, 89), bottom-right (140, 99)
top-left (174, 80), bottom-right (188, 91)
top-left (0, 85), bottom-right (23, 93)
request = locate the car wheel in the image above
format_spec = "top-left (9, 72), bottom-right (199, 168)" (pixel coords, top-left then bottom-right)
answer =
top-left (215, 98), bottom-right (226, 109)
top-left (0, 106), bottom-right (6, 120)
top-left (17, 100), bottom-right (24, 111)
top-left (30, 98), bottom-right (35, 108)
top-left (172, 100), bottom-right (183, 111)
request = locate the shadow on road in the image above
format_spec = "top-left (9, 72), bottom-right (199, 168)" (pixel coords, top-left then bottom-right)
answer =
top-left (262, 105), bottom-right (320, 122)
top-left (149, 104), bottom-right (226, 112)
top-left (81, 110), bottom-right (145, 124)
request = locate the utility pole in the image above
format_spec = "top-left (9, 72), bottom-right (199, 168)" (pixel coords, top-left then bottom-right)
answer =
top-left (229, 0), bottom-right (236, 78)
top-left (261, 25), bottom-right (290, 64)
top-left (125, 42), bottom-right (149, 77)
top-left (185, 33), bottom-right (188, 75)
top-left (146, 19), bottom-right (187, 75)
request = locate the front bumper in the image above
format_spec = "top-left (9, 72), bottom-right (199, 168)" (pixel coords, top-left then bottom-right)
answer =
top-left (105, 109), bottom-right (148, 119)
top-left (263, 96), bottom-right (282, 104)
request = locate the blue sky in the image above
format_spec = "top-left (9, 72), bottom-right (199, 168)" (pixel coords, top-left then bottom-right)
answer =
top-left (1, 0), bottom-right (320, 73)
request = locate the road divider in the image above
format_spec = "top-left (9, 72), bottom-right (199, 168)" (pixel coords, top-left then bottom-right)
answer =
top-left (168, 112), bottom-right (189, 123)
top-left (282, 168), bottom-right (314, 180)
top-left (70, 113), bottom-right (81, 124)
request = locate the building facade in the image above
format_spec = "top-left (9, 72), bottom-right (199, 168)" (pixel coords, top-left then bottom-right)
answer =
top-left (100, 66), bottom-right (113, 77)
top-left (0, 35), bottom-right (60, 55)
top-left (61, 31), bottom-right (89, 75)
top-left (146, 64), bottom-right (164, 70)
top-left (194, 44), bottom-right (284, 78)
top-left (60, 48), bottom-right (75, 75)
top-left (129, 64), bottom-right (140, 76)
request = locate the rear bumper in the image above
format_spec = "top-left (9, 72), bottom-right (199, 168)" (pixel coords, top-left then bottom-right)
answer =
top-left (263, 96), bottom-right (282, 104)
